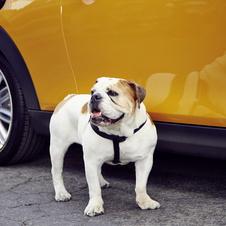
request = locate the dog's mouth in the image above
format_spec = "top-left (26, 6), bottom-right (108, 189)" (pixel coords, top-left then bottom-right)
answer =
top-left (90, 110), bottom-right (124, 125)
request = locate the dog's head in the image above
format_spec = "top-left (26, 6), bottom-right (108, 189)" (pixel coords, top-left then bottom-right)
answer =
top-left (89, 77), bottom-right (146, 126)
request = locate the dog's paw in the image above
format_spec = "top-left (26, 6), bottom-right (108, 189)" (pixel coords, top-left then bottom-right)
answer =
top-left (84, 205), bottom-right (104, 217)
top-left (84, 199), bottom-right (104, 217)
top-left (99, 176), bottom-right (110, 189)
top-left (137, 196), bottom-right (160, 210)
top-left (55, 191), bottom-right (71, 202)
top-left (101, 182), bottom-right (110, 189)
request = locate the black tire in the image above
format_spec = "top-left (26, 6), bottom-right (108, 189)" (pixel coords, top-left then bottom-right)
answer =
top-left (0, 54), bottom-right (45, 165)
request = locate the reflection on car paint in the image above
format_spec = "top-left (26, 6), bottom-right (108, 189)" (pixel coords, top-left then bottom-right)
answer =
top-left (3, 0), bottom-right (34, 10)
top-left (146, 53), bottom-right (226, 127)
top-left (82, 0), bottom-right (95, 5)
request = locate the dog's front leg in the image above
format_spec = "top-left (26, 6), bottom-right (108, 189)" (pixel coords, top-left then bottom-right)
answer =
top-left (84, 160), bottom-right (104, 216)
top-left (135, 152), bottom-right (160, 210)
top-left (50, 143), bottom-right (71, 202)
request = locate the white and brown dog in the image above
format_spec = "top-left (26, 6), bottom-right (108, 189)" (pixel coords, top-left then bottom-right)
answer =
top-left (49, 77), bottom-right (160, 216)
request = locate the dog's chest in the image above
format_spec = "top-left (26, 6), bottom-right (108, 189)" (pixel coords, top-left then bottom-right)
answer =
top-left (82, 120), bottom-right (156, 165)
top-left (105, 138), bottom-right (148, 165)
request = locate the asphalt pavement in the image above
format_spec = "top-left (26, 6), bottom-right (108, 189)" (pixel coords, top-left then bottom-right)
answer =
top-left (1, 143), bottom-right (226, 226)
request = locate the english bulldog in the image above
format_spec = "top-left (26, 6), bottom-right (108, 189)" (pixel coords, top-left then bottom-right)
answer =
top-left (49, 77), bottom-right (160, 216)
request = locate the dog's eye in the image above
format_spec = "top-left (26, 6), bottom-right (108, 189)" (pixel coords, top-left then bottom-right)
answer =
top-left (107, 90), bottom-right (118, 97)
top-left (91, 90), bottom-right (94, 95)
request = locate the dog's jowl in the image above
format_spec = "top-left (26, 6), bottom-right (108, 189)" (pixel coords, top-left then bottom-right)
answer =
top-left (49, 77), bottom-right (160, 216)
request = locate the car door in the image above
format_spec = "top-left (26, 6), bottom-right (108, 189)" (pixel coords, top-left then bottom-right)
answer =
top-left (61, 0), bottom-right (226, 128)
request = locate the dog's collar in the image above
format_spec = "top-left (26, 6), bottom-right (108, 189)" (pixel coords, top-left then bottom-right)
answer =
top-left (90, 119), bottom-right (147, 164)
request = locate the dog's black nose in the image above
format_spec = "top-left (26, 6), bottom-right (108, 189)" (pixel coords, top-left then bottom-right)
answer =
top-left (90, 93), bottom-right (102, 112)
top-left (91, 93), bottom-right (102, 101)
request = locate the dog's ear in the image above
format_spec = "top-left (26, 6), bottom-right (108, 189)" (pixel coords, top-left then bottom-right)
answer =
top-left (127, 80), bottom-right (146, 109)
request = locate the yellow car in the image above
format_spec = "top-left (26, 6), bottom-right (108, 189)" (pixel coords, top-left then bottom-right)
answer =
top-left (0, 0), bottom-right (225, 165)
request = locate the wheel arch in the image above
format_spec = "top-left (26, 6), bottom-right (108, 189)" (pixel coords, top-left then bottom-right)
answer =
top-left (0, 26), bottom-right (40, 111)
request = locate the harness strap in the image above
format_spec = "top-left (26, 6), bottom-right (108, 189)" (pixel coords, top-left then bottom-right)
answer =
top-left (90, 119), bottom-right (147, 164)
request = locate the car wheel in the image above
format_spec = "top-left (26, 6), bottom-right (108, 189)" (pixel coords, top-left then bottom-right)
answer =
top-left (0, 54), bottom-right (45, 165)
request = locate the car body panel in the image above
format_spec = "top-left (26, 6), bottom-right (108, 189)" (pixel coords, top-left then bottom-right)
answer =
top-left (147, 53), bottom-right (226, 127)
top-left (62, 0), bottom-right (226, 127)
top-left (0, 0), bottom-right (77, 111)
top-left (1, 0), bottom-right (226, 126)
top-left (0, 26), bottom-right (40, 110)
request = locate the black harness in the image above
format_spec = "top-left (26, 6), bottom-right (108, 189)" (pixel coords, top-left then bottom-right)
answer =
top-left (90, 119), bottom-right (147, 164)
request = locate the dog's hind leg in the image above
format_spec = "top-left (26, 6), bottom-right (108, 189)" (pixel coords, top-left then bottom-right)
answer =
top-left (99, 168), bottom-right (110, 189)
top-left (50, 141), bottom-right (72, 202)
